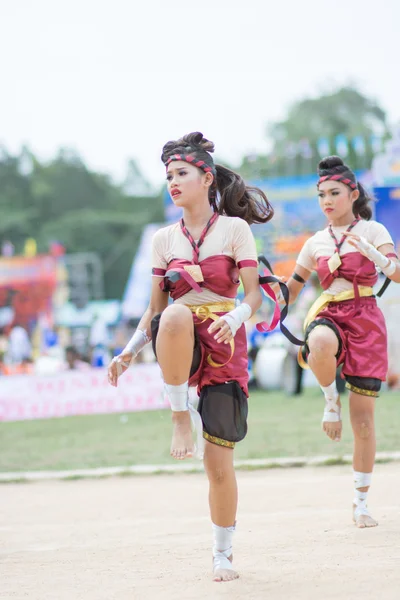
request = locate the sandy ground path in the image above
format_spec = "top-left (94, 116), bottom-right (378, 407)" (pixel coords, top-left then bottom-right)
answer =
top-left (1, 463), bottom-right (400, 600)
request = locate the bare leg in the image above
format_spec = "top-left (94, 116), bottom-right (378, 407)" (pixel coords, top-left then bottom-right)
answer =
top-left (349, 391), bottom-right (378, 528)
top-left (156, 304), bottom-right (195, 459)
top-left (307, 325), bottom-right (342, 441)
top-left (203, 441), bottom-right (239, 582)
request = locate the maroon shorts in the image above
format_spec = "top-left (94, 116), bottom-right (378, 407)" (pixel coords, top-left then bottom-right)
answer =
top-left (151, 312), bottom-right (249, 447)
top-left (304, 297), bottom-right (387, 397)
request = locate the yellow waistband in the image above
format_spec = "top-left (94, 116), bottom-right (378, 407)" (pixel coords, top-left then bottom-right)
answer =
top-left (304, 286), bottom-right (374, 331)
top-left (186, 301), bottom-right (236, 368)
top-left (186, 302), bottom-right (235, 319)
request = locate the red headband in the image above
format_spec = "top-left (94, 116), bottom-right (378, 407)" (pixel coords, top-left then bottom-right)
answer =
top-left (165, 153), bottom-right (215, 174)
top-left (318, 174), bottom-right (357, 190)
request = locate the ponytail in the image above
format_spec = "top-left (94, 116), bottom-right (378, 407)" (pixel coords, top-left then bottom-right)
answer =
top-left (161, 131), bottom-right (274, 225)
top-left (353, 182), bottom-right (373, 221)
top-left (215, 164), bottom-right (274, 225)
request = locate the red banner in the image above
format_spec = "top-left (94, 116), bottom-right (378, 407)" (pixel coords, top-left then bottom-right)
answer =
top-left (0, 255), bottom-right (57, 329)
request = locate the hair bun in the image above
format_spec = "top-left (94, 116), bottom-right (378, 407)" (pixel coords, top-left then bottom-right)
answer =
top-left (182, 132), bottom-right (215, 154)
top-left (161, 132), bottom-right (215, 164)
top-left (319, 156), bottom-right (344, 170)
top-left (318, 155), bottom-right (348, 176)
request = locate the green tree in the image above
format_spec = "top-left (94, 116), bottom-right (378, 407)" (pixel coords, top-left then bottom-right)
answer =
top-left (238, 86), bottom-right (389, 178)
top-left (0, 147), bottom-right (164, 300)
top-left (0, 150), bottom-right (36, 248)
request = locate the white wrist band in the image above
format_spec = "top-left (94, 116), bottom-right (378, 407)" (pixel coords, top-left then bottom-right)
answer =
top-left (382, 259), bottom-right (396, 277)
top-left (221, 303), bottom-right (252, 337)
top-left (123, 328), bottom-right (150, 357)
top-left (354, 236), bottom-right (391, 270)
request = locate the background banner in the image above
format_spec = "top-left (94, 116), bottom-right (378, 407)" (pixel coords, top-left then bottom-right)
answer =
top-left (0, 362), bottom-right (167, 422)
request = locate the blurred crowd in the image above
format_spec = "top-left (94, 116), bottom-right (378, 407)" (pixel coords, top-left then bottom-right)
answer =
top-left (0, 315), bottom-right (149, 377)
top-left (0, 278), bottom-right (321, 384)
top-left (4, 273), bottom-right (398, 394)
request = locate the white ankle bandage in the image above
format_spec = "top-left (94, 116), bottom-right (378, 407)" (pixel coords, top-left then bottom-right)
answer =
top-left (323, 396), bottom-right (341, 423)
top-left (353, 471), bottom-right (372, 518)
top-left (164, 381), bottom-right (204, 460)
top-left (321, 382), bottom-right (341, 423)
top-left (164, 382), bottom-right (189, 412)
top-left (221, 303), bottom-right (252, 337)
top-left (212, 523), bottom-right (235, 572)
top-left (351, 236), bottom-right (396, 276)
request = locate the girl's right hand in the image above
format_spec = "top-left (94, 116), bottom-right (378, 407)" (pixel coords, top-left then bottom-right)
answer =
top-left (107, 352), bottom-right (134, 387)
top-left (266, 275), bottom-right (287, 304)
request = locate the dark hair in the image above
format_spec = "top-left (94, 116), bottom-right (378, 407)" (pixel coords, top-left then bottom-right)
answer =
top-left (65, 345), bottom-right (78, 355)
top-left (318, 155), bottom-right (373, 220)
top-left (161, 132), bottom-right (274, 225)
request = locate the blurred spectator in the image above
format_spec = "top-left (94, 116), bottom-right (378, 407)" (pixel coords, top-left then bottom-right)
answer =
top-left (89, 313), bottom-right (111, 367)
top-left (0, 290), bottom-right (16, 329)
top-left (0, 327), bottom-right (8, 360)
top-left (90, 344), bottom-right (111, 368)
top-left (89, 314), bottom-right (109, 348)
top-left (8, 323), bottom-right (32, 364)
top-left (64, 345), bottom-right (91, 371)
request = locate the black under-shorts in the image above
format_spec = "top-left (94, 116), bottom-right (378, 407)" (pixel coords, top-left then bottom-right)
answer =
top-left (151, 313), bottom-right (248, 447)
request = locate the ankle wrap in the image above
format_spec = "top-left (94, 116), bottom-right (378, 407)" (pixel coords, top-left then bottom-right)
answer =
top-left (353, 471), bottom-right (372, 518)
top-left (212, 523), bottom-right (235, 571)
top-left (323, 396), bottom-right (341, 423)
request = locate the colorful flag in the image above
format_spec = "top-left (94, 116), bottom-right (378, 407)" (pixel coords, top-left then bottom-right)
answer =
top-left (370, 134), bottom-right (382, 154)
top-left (286, 142), bottom-right (298, 159)
top-left (299, 139), bottom-right (312, 159)
top-left (335, 134), bottom-right (348, 157)
top-left (317, 137), bottom-right (330, 157)
top-left (352, 136), bottom-right (366, 155)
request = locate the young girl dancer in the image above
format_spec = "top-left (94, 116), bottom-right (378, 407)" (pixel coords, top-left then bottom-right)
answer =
top-left (280, 156), bottom-right (400, 528)
top-left (108, 132), bottom-right (273, 581)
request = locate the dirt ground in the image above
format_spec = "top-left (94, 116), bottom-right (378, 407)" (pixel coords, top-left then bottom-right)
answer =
top-left (1, 463), bottom-right (400, 600)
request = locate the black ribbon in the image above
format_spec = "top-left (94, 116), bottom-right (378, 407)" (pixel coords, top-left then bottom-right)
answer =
top-left (258, 255), bottom-right (304, 346)
top-left (376, 277), bottom-right (391, 298)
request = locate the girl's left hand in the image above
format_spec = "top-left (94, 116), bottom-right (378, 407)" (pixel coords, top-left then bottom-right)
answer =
top-left (208, 318), bottom-right (233, 344)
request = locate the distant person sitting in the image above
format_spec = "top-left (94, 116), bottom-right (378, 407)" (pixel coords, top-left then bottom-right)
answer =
top-left (64, 346), bottom-right (91, 371)
top-left (0, 290), bottom-right (16, 329)
top-left (8, 323), bottom-right (32, 364)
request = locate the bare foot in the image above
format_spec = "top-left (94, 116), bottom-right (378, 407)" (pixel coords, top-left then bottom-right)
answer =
top-left (213, 555), bottom-right (239, 582)
top-left (322, 396), bottom-right (342, 442)
top-left (353, 506), bottom-right (378, 528)
top-left (170, 411), bottom-right (194, 460)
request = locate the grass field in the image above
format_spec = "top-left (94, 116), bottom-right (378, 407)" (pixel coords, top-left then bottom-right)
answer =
top-left (1, 388), bottom-right (400, 473)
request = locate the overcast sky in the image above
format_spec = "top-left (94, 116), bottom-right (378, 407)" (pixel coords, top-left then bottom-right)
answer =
top-left (1, 0), bottom-right (399, 187)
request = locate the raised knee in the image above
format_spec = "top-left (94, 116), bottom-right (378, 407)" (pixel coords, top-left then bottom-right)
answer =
top-left (159, 305), bottom-right (192, 335)
top-left (352, 416), bottom-right (373, 439)
top-left (308, 327), bottom-right (337, 359)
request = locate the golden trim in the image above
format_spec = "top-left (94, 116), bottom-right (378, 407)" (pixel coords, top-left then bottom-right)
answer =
top-left (186, 302), bottom-right (235, 315)
top-left (345, 382), bottom-right (379, 398)
top-left (203, 431), bottom-right (235, 448)
top-left (327, 251), bottom-right (342, 273)
top-left (183, 264), bottom-right (204, 283)
top-left (304, 286), bottom-right (374, 331)
top-left (186, 302), bottom-right (236, 368)
top-left (297, 346), bottom-right (310, 370)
